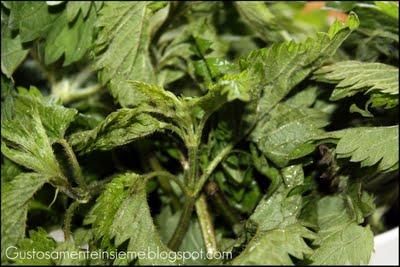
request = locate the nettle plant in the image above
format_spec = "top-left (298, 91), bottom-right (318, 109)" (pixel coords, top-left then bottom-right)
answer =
top-left (1, 1), bottom-right (399, 265)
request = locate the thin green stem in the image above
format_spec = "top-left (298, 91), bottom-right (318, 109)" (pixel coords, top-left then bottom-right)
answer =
top-left (58, 139), bottom-right (87, 190)
top-left (195, 194), bottom-right (218, 256)
top-left (205, 181), bottom-right (243, 235)
top-left (87, 176), bottom-right (114, 195)
top-left (50, 180), bottom-right (90, 204)
top-left (63, 201), bottom-right (80, 242)
top-left (144, 171), bottom-right (190, 197)
top-left (167, 197), bottom-right (195, 251)
top-left (194, 143), bottom-right (234, 196)
top-left (149, 155), bottom-right (181, 211)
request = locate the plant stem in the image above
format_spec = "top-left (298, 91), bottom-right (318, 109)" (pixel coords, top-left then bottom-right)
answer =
top-left (50, 180), bottom-right (90, 204)
top-left (149, 155), bottom-right (181, 211)
top-left (63, 201), bottom-right (80, 242)
top-left (144, 171), bottom-right (190, 197)
top-left (58, 139), bottom-right (87, 190)
top-left (187, 145), bottom-right (198, 189)
top-left (194, 143), bottom-right (233, 196)
top-left (167, 197), bottom-right (195, 251)
top-left (195, 194), bottom-right (218, 256)
top-left (205, 181), bottom-right (243, 235)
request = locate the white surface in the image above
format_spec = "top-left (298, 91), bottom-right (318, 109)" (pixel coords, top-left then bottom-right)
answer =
top-left (370, 227), bottom-right (399, 265)
top-left (48, 229), bottom-right (65, 242)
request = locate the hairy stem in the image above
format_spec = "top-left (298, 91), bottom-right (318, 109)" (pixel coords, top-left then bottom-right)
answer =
top-left (63, 201), bottom-right (80, 241)
top-left (187, 145), bottom-right (198, 190)
top-left (51, 180), bottom-right (89, 204)
top-left (58, 139), bottom-right (87, 190)
top-left (195, 194), bottom-right (218, 256)
top-left (168, 197), bottom-right (195, 251)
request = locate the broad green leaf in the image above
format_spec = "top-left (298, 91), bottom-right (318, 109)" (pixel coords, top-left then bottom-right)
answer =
top-left (250, 143), bottom-right (282, 198)
top-left (94, 2), bottom-right (168, 107)
top-left (368, 92), bottom-right (399, 109)
top-left (313, 61), bottom-right (399, 103)
top-left (309, 196), bottom-right (374, 265)
top-left (84, 173), bottom-right (132, 247)
top-left (374, 1), bottom-right (399, 19)
top-left (1, 23), bottom-right (29, 78)
top-left (156, 3), bottom-right (227, 87)
top-left (251, 102), bottom-right (330, 167)
top-left (241, 13), bottom-right (359, 118)
top-left (189, 70), bottom-right (254, 120)
top-left (1, 173), bottom-right (49, 261)
top-left (1, 87), bottom-right (76, 176)
top-left (233, 165), bottom-right (315, 265)
top-left (7, 1), bottom-right (61, 43)
top-left (345, 181), bottom-right (376, 224)
top-left (284, 86), bottom-right (319, 108)
top-left (69, 108), bottom-right (170, 154)
top-left (232, 223), bottom-right (315, 265)
top-left (44, 4), bottom-right (96, 66)
top-left (13, 228), bottom-right (56, 265)
top-left (234, 1), bottom-right (287, 43)
top-left (85, 172), bottom-right (180, 265)
top-left (1, 158), bottom-right (23, 184)
top-left (249, 165), bottom-right (304, 232)
top-left (66, 1), bottom-right (93, 22)
top-left (126, 81), bottom-right (185, 114)
top-left (322, 126), bottom-right (399, 172)
top-left (311, 223), bottom-right (374, 265)
top-left (1, 76), bottom-right (15, 121)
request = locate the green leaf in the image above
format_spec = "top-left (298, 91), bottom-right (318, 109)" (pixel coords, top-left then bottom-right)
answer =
top-left (7, 1), bottom-right (61, 43)
top-left (374, 1), bottom-right (399, 20)
top-left (313, 60), bottom-right (399, 104)
top-left (69, 108), bottom-right (170, 154)
top-left (84, 173), bottom-right (132, 246)
top-left (251, 102), bottom-right (330, 167)
top-left (241, 13), bottom-right (359, 118)
top-left (1, 87), bottom-right (76, 176)
top-left (1, 173), bottom-right (48, 261)
top-left (189, 70), bottom-right (254, 120)
top-left (156, 8), bottom-right (228, 87)
top-left (44, 3), bottom-right (96, 66)
top-left (284, 86), bottom-right (319, 108)
top-left (1, 158), bottom-right (23, 184)
top-left (1, 76), bottom-right (16, 121)
top-left (309, 196), bottom-right (374, 265)
top-left (232, 223), bottom-right (315, 265)
top-left (13, 228), bottom-right (56, 265)
top-left (349, 103), bottom-right (373, 118)
top-left (1, 23), bottom-right (29, 78)
top-left (234, 1), bottom-right (287, 43)
top-left (66, 1), bottom-right (93, 22)
top-left (94, 2), bottom-right (167, 107)
top-left (233, 165), bottom-right (315, 265)
top-left (249, 165), bottom-right (304, 232)
top-left (322, 126), bottom-right (399, 172)
top-left (85, 172), bottom-right (180, 265)
top-left (126, 81), bottom-right (185, 113)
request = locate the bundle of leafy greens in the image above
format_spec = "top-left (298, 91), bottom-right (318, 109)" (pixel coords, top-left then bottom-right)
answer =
top-left (1, 1), bottom-right (398, 265)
